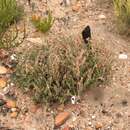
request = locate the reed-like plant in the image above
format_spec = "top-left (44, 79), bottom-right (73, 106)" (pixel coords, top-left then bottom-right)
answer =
top-left (113, 0), bottom-right (130, 34)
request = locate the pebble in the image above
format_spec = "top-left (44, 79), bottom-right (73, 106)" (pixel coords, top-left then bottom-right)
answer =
top-left (88, 122), bottom-right (92, 126)
top-left (10, 111), bottom-right (18, 118)
top-left (11, 107), bottom-right (17, 112)
top-left (102, 109), bottom-right (108, 114)
top-left (0, 78), bottom-right (7, 88)
top-left (54, 112), bottom-right (71, 127)
top-left (10, 82), bottom-right (15, 87)
top-left (30, 104), bottom-right (39, 113)
top-left (72, 116), bottom-right (77, 122)
top-left (0, 66), bottom-right (8, 74)
top-left (57, 104), bottom-right (64, 112)
top-left (62, 126), bottom-right (71, 130)
top-left (116, 112), bottom-right (123, 118)
top-left (10, 54), bottom-right (17, 61)
top-left (92, 115), bottom-right (96, 119)
top-left (121, 99), bottom-right (128, 106)
top-left (31, 14), bottom-right (41, 21)
top-left (85, 127), bottom-right (92, 130)
top-left (26, 37), bottom-right (44, 45)
top-left (98, 14), bottom-right (106, 19)
top-left (6, 100), bottom-right (16, 108)
top-left (118, 54), bottom-right (128, 60)
top-left (72, 2), bottom-right (81, 12)
top-left (95, 122), bottom-right (103, 129)
top-left (3, 86), bottom-right (10, 95)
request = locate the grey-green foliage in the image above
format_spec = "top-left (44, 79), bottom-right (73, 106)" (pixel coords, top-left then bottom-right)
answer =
top-left (12, 38), bottom-right (111, 105)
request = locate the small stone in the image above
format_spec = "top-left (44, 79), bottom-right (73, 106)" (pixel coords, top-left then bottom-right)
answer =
top-left (102, 109), bottom-right (108, 114)
top-left (85, 127), bottom-right (92, 130)
top-left (57, 104), bottom-right (64, 112)
top-left (10, 82), bottom-right (15, 87)
top-left (0, 66), bottom-right (8, 74)
top-left (30, 104), bottom-right (39, 113)
top-left (11, 107), bottom-right (17, 112)
top-left (116, 112), bottom-right (123, 118)
top-left (118, 54), bottom-right (128, 60)
top-left (72, 2), bottom-right (81, 12)
top-left (106, 126), bottom-right (111, 130)
top-left (69, 125), bottom-right (75, 129)
top-left (10, 111), bottom-right (18, 118)
top-left (88, 122), bottom-right (92, 126)
top-left (62, 126), bottom-right (71, 130)
top-left (121, 99), bottom-right (128, 106)
top-left (6, 100), bottom-right (16, 108)
top-left (72, 116), bottom-right (77, 122)
top-left (0, 78), bottom-right (7, 88)
top-left (55, 112), bottom-right (71, 127)
top-left (0, 99), bottom-right (6, 106)
top-left (92, 115), bottom-right (96, 119)
top-left (3, 86), bottom-right (10, 95)
top-left (31, 14), bottom-right (41, 21)
top-left (26, 38), bottom-right (43, 45)
top-left (95, 122), bottom-right (103, 129)
top-left (10, 54), bottom-right (17, 61)
top-left (98, 14), bottom-right (106, 19)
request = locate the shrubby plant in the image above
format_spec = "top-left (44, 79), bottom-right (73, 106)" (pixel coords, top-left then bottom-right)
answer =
top-left (12, 38), bottom-right (111, 105)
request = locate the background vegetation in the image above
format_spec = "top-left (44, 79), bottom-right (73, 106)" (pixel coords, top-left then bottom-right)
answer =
top-left (113, 0), bottom-right (130, 35)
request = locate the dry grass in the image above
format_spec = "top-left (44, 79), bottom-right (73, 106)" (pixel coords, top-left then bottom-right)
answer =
top-left (12, 37), bottom-right (111, 106)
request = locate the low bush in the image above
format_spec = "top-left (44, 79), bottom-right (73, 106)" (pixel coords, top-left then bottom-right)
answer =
top-left (113, 0), bottom-right (130, 34)
top-left (0, 0), bottom-right (23, 33)
top-left (12, 38), bottom-right (111, 105)
top-left (31, 11), bottom-right (54, 33)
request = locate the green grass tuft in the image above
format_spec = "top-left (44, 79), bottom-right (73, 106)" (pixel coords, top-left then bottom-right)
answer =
top-left (0, 0), bottom-right (24, 50)
top-left (0, 0), bottom-right (23, 33)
